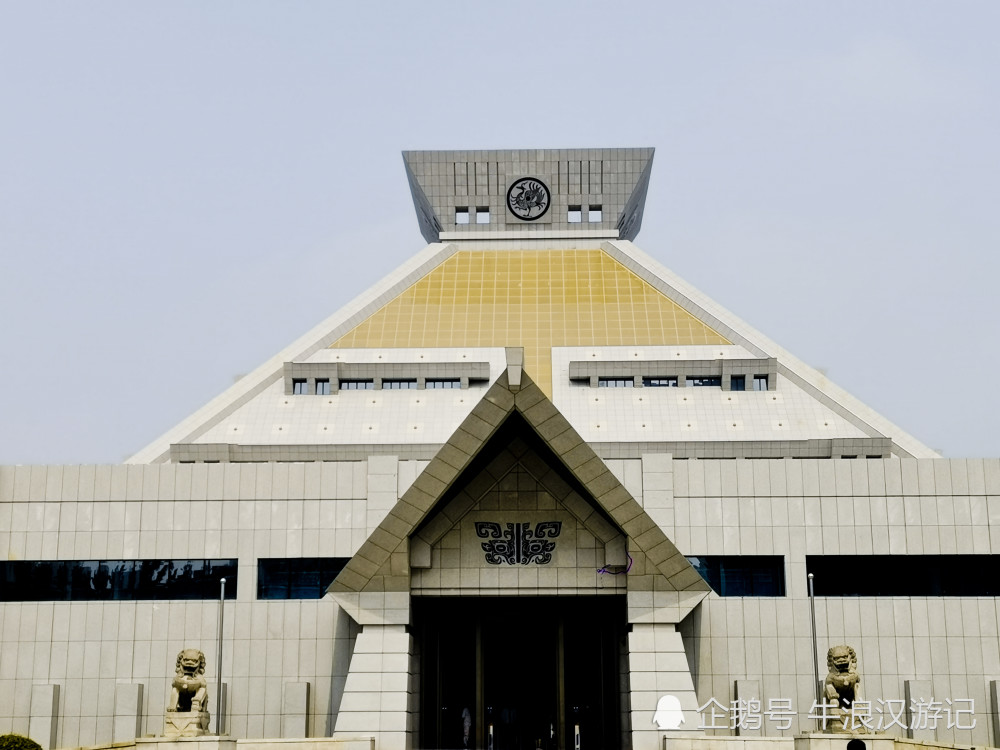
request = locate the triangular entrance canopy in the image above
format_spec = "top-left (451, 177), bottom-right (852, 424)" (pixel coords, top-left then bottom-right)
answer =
top-left (329, 360), bottom-right (710, 597)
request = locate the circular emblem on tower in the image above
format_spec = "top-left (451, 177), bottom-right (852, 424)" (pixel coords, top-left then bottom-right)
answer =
top-left (506, 177), bottom-right (551, 221)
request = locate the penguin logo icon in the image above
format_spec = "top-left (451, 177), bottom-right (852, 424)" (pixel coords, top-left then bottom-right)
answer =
top-left (652, 695), bottom-right (686, 730)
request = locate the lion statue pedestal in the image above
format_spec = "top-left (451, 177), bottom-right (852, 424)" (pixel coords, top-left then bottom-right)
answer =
top-left (163, 649), bottom-right (211, 738)
top-left (164, 712), bottom-right (211, 739)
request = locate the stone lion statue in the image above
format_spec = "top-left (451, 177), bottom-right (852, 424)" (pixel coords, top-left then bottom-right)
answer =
top-left (824, 645), bottom-right (861, 733)
top-left (168, 648), bottom-right (208, 714)
top-left (825, 644), bottom-right (860, 708)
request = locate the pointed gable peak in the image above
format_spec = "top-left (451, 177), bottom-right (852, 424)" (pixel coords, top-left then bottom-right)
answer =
top-left (329, 354), bottom-right (709, 598)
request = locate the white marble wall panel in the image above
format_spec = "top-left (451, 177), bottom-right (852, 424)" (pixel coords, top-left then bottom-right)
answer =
top-left (672, 458), bottom-right (1000, 746)
top-left (194, 349), bottom-right (506, 447)
top-left (113, 683), bottom-right (144, 742)
top-left (332, 624), bottom-right (413, 750)
top-left (630, 624), bottom-right (701, 750)
top-left (552, 346), bottom-right (869, 444)
top-left (0, 463), bottom-right (375, 747)
top-left (6, 458), bottom-right (1000, 747)
top-left (28, 684), bottom-right (59, 750)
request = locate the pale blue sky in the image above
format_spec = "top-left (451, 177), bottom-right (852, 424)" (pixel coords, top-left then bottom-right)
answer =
top-left (1, 1), bottom-right (998, 463)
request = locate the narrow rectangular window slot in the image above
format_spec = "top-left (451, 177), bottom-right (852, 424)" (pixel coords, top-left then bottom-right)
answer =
top-left (340, 379), bottom-right (374, 390)
top-left (730, 375), bottom-right (746, 391)
top-left (455, 207), bottom-right (470, 224)
top-left (476, 206), bottom-right (490, 224)
top-left (642, 377), bottom-right (678, 387)
top-left (383, 379), bottom-right (418, 390)
top-left (567, 205), bottom-right (582, 223)
top-left (426, 378), bottom-right (461, 389)
top-left (688, 376), bottom-right (721, 387)
top-left (588, 205), bottom-right (602, 222)
top-left (598, 377), bottom-right (633, 388)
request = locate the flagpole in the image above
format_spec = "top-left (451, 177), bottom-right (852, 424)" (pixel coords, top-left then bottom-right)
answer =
top-left (216, 577), bottom-right (226, 735)
top-left (808, 573), bottom-right (821, 710)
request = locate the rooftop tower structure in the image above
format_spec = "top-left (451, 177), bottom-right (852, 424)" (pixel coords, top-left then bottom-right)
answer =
top-left (403, 147), bottom-right (653, 242)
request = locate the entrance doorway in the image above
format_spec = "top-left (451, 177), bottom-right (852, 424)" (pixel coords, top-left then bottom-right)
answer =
top-left (415, 596), bottom-right (625, 750)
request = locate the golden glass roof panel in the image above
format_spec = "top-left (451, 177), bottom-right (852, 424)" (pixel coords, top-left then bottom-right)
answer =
top-left (331, 249), bottom-right (731, 396)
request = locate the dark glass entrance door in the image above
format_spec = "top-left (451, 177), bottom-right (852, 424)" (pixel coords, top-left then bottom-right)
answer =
top-left (415, 597), bottom-right (624, 750)
top-left (482, 604), bottom-right (558, 750)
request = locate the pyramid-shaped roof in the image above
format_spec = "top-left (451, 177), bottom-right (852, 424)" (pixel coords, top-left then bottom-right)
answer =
top-left (128, 149), bottom-right (936, 463)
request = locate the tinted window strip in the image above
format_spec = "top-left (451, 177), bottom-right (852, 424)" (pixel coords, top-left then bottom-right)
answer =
top-left (807, 555), bottom-right (1000, 596)
top-left (257, 557), bottom-right (351, 599)
top-left (685, 555), bottom-right (785, 596)
top-left (0, 559), bottom-right (237, 601)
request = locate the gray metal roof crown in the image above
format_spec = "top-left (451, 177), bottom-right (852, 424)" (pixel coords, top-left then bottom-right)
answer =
top-left (403, 147), bottom-right (654, 243)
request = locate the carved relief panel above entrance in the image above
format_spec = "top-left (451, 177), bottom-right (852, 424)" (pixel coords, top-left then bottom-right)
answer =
top-left (411, 458), bottom-right (625, 595)
top-left (472, 517), bottom-right (565, 566)
top-left (409, 429), bottom-right (627, 594)
top-left (462, 510), bottom-right (577, 568)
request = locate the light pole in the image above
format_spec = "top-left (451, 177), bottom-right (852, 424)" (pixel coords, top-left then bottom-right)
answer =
top-left (216, 577), bottom-right (226, 735)
top-left (808, 573), bottom-right (821, 709)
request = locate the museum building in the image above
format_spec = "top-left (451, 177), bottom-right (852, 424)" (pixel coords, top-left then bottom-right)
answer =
top-left (4, 148), bottom-right (1000, 750)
